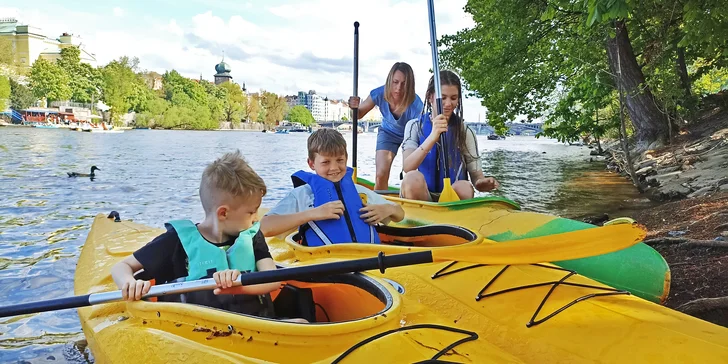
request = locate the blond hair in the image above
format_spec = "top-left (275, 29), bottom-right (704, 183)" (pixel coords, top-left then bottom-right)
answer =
top-left (307, 128), bottom-right (347, 160)
top-left (199, 150), bottom-right (266, 213)
top-left (384, 62), bottom-right (416, 115)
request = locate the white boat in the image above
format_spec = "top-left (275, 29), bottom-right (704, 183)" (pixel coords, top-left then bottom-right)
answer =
top-left (81, 123), bottom-right (124, 133)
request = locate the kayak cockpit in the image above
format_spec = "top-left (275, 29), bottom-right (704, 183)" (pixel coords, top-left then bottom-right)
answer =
top-left (271, 273), bottom-right (393, 323)
top-left (288, 223), bottom-right (480, 248)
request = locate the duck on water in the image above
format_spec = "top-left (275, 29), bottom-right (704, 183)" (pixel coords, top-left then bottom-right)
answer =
top-left (68, 166), bottom-right (100, 178)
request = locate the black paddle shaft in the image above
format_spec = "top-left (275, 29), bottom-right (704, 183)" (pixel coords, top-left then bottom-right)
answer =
top-left (352, 21), bottom-right (360, 169)
top-left (0, 251), bottom-right (434, 318)
top-left (0, 294), bottom-right (92, 318)
top-left (238, 251), bottom-right (433, 285)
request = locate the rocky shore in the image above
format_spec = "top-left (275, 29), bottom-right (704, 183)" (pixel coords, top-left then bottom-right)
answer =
top-left (595, 107), bottom-right (728, 327)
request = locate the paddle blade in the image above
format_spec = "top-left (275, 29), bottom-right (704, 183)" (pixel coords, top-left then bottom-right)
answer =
top-left (431, 223), bottom-right (647, 265)
top-left (438, 178), bottom-right (460, 202)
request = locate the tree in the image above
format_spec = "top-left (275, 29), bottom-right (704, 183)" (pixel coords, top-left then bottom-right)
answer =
top-left (246, 93), bottom-right (262, 122)
top-left (162, 70), bottom-right (208, 108)
top-left (219, 82), bottom-right (247, 124)
top-left (102, 57), bottom-right (142, 121)
top-left (287, 105), bottom-right (315, 126)
top-left (29, 58), bottom-right (71, 102)
top-left (57, 47), bottom-right (103, 104)
top-left (260, 90), bottom-right (287, 126)
top-left (440, 0), bottom-right (728, 148)
top-left (0, 38), bottom-right (14, 66)
top-left (9, 79), bottom-right (35, 109)
top-left (0, 76), bottom-right (9, 101)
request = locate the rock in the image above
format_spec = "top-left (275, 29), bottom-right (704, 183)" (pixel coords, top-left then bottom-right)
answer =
top-left (636, 166), bottom-right (655, 175)
top-left (47, 356), bottom-right (56, 360)
top-left (687, 185), bottom-right (717, 198)
top-left (668, 230), bottom-right (687, 237)
top-left (590, 150), bottom-right (599, 156)
top-left (654, 183), bottom-right (692, 200)
top-left (637, 159), bottom-right (658, 169)
top-left (722, 231), bottom-right (728, 237)
top-left (721, 184), bottom-right (728, 192)
top-left (581, 213), bottom-right (610, 225)
top-left (656, 165), bottom-right (682, 174)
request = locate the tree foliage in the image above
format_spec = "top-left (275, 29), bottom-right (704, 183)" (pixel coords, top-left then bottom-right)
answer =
top-left (287, 105), bottom-right (315, 126)
top-left (441, 0), bottom-right (728, 146)
top-left (260, 90), bottom-right (288, 126)
top-left (101, 57), bottom-right (146, 121)
top-left (0, 76), bottom-right (10, 101)
top-left (58, 47), bottom-right (102, 103)
top-left (219, 82), bottom-right (247, 124)
top-left (29, 58), bottom-right (71, 102)
top-left (9, 78), bottom-right (35, 109)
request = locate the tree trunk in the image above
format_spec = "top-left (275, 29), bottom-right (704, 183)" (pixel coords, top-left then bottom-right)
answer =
top-left (606, 21), bottom-right (667, 146)
top-left (676, 46), bottom-right (692, 99)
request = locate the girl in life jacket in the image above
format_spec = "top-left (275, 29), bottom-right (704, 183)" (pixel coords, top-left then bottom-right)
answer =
top-left (400, 70), bottom-right (499, 201)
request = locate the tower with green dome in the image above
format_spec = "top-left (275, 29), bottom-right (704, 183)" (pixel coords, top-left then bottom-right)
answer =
top-left (214, 55), bottom-right (232, 85)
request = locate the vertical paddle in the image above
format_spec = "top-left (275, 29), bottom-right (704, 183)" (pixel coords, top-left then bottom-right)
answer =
top-left (427, 0), bottom-right (459, 203)
top-left (352, 21), bottom-right (360, 182)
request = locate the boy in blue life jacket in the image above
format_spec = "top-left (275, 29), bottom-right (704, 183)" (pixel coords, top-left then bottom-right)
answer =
top-left (111, 150), bottom-right (290, 319)
top-left (260, 128), bottom-right (405, 246)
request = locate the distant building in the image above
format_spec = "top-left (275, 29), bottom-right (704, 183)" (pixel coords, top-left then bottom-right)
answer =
top-left (326, 99), bottom-right (350, 121)
top-left (213, 56), bottom-right (232, 85)
top-left (142, 72), bottom-right (163, 91)
top-left (296, 90), bottom-right (326, 121)
top-left (284, 95), bottom-right (298, 109)
top-left (0, 18), bottom-right (96, 68)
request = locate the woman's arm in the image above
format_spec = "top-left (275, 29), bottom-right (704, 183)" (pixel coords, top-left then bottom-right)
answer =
top-left (349, 95), bottom-right (375, 119)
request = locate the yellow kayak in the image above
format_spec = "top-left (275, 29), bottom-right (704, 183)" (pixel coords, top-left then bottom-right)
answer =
top-left (76, 214), bottom-right (728, 363)
top-left (356, 177), bottom-right (670, 304)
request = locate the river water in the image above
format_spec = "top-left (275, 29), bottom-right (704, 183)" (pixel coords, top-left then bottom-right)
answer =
top-left (0, 128), bottom-right (648, 363)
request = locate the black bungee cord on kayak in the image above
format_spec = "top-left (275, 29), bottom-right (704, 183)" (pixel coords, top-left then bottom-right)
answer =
top-left (431, 262), bottom-right (630, 328)
top-left (331, 324), bottom-right (478, 364)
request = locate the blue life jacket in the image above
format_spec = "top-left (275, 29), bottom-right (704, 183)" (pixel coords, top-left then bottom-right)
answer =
top-left (417, 113), bottom-right (468, 193)
top-left (291, 167), bottom-right (380, 247)
top-left (165, 221), bottom-right (273, 317)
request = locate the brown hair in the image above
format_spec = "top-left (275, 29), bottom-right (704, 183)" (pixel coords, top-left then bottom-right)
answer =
top-left (422, 70), bottom-right (475, 162)
top-left (307, 128), bottom-right (347, 160)
top-left (199, 150), bottom-right (266, 213)
top-left (384, 62), bottom-right (416, 115)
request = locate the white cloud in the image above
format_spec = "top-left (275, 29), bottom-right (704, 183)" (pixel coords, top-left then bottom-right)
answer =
top-left (164, 19), bottom-right (183, 36)
top-left (112, 7), bottom-right (124, 17)
top-left (7, 1), bottom-right (487, 121)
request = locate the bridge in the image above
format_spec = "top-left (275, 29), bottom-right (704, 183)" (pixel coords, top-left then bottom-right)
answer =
top-left (318, 120), bottom-right (382, 132)
top-left (317, 120), bottom-right (542, 135)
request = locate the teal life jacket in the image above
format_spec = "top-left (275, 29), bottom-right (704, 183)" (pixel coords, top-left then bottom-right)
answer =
top-left (165, 220), bottom-right (274, 317)
top-left (167, 220), bottom-right (258, 280)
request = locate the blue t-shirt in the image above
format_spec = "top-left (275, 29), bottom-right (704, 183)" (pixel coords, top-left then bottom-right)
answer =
top-left (370, 85), bottom-right (424, 138)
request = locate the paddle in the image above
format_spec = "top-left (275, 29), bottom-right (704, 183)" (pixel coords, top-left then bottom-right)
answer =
top-left (351, 21), bottom-right (360, 182)
top-left (427, 0), bottom-right (459, 203)
top-left (0, 223), bottom-right (645, 318)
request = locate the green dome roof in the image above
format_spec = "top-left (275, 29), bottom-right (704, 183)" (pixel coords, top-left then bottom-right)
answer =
top-left (215, 60), bottom-right (231, 74)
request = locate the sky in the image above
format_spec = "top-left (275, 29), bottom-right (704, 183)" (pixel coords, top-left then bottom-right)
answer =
top-left (1, 0), bottom-right (490, 122)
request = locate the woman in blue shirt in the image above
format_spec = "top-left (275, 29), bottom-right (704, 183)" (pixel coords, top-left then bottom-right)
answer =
top-left (349, 62), bottom-right (424, 190)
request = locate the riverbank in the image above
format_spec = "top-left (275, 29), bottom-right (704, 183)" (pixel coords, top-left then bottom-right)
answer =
top-left (597, 105), bottom-right (728, 327)
top-left (630, 192), bottom-right (728, 326)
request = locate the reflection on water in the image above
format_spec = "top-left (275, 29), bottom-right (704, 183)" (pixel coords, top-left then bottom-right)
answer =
top-left (0, 129), bottom-right (642, 362)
